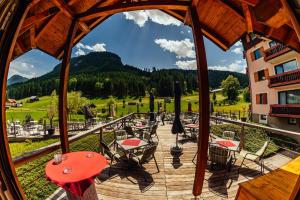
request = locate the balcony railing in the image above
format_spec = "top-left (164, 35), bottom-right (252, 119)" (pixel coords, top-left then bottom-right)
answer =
top-left (270, 104), bottom-right (300, 118)
top-left (264, 44), bottom-right (291, 61)
top-left (269, 68), bottom-right (300, 87)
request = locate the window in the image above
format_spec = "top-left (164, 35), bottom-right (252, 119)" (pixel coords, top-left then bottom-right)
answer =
top-left (254, 69), bottom-right (269, 82)
top-left (256, 93), bottom-right (268, 104)
top-left (269, 41), bottom-right (278, 48)
top-left (275, 59), bottom-right (298, 75)
top-left (278, 89), bottom-right (300, 104)
top-left (288, 118), bottom-right (297, 125)
top-left (258, 70), bottom-right (266, 81)
top-left (253, 49), bottom-right (262, 60)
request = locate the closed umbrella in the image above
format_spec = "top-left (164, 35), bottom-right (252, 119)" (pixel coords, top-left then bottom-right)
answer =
top-left (172, 81), bottom-right (184, 149)
top-left (149, 92), bottom-right (155, 122)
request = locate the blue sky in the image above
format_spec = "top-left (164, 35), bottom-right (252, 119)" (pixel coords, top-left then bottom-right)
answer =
top-left (9, 10), bottom-right (246, 79)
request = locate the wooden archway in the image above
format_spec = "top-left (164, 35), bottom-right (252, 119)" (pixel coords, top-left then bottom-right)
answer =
top-left (0, 0), bottom-right (299, 199)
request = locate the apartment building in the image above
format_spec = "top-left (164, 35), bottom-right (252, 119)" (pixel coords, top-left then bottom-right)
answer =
top-left (243, 34), bottom-right (300, 132)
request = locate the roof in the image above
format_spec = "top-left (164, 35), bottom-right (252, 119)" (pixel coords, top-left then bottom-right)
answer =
top-left (13, 0), bottom-right (300, 60)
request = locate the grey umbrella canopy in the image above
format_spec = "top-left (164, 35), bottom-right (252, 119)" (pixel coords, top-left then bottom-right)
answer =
top-left (149, 92), bottom-right (155, 121)
top-left (172, 81), bottom-right (184, 134)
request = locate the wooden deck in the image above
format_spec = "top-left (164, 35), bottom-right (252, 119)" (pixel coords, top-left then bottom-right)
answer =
top-left (48, 124), bottom-right (292, 200)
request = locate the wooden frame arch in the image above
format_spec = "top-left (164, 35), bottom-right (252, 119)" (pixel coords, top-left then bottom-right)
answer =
top-left (0, 0), bottom-right (299, 199)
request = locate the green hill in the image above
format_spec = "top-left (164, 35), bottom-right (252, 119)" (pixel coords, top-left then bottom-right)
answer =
top-left (7, 52), bottom-right (248, 99)
top-left (7, 75), bottom-right (28, 86)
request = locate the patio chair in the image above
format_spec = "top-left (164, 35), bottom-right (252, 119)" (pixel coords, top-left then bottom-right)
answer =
top-left (100, 141), bottom-right (124, 175)
top-left (149, 123), bottom-right (159, 141)
top-left (238, 140), bottom-right (269, 174)
top-left (129, 143), bottom-right (159, 174)
top-left (115, 130), bottom-right (127, 140)
top-left (124, 126), bottom-right (138, 138)
top-left (222, 131), bottom-right (235, 140)
top-left (143, 131), bottom-right (151, 143)
top-left (208, 143), bottom-right (232, 171)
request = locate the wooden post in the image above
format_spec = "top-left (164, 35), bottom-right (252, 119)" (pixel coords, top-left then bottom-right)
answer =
top-left (189, 6), bottom-right (210, 197)
top-left (58, 20), bottom-right (78, 153)
top-left (99, 128), bottom-right (103, 155)
top-left (240, 124), bottom-right (245, 150)
top-left (0, 0), bottom-right (30, 199)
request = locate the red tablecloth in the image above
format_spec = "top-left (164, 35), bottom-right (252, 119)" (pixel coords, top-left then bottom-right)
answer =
top-left (45, 151), bottom-right (108, 196)
top-left (122, 139), bottom-right (141, 146)
top-left (186, 124), bottom-right (198, 129)
top-left (216, 140), bottom-right (236, 147)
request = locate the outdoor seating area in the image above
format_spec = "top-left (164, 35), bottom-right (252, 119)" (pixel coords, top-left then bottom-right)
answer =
top-left (47, 120), bottom-right (292, 200)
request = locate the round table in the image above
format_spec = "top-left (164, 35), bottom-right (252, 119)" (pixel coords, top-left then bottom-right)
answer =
top-left (45, 151), bottom-right (108, 200)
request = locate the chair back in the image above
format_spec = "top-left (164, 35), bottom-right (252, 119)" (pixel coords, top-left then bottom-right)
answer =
top-left (124, 126), bottom-right (135, 137)
top-left (222, 131), bottom-right (235, 140)
top-left (100, 141), bottom-right (113, 159)
top-left (140, 144), bottom-right (157, 164)
top-left (143, 131), bottom-right (151, 142)
top-left (150, 124), bottom-right (158, 135)
top-left (115, 130), bottom-right (127, 140)
top-left (209, 143), bottom-right (229, 166)
top-left (255, 140), bottom-right (269, 157)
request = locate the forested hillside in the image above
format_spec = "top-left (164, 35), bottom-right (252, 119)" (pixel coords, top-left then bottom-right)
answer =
top-left (7, 52), bottom-right (248, 99)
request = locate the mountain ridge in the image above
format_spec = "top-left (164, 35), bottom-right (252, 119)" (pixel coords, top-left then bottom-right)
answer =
top-left (7, 75), bottom-right (28, 86)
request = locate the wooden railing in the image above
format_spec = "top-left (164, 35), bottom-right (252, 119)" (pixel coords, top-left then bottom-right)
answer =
top-left (270, 104), bottom-right (300, 118)
top-left (269, 68), bottom-right (300, 87)
top-left (264, 43), bottom-right (291, 61)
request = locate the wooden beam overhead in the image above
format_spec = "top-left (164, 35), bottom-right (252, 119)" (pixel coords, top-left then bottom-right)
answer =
top-left (219, 0), bottom-right (245, 20)
top-left (162, 9), bottom-right (185, 22)
top-left (35, 13), bottom-right (58, 42)
top-left (19, 7), bottom-right (59, 36)
top-left (238, 0), bottom-right (260, 7)
top-left (242, 2), bottom-right (254, 33)
top-left (51, 0), bottom-right (74, 18)
top-left (280, 0), bottom-right (300, 42)
top-left (77, 1), bottom-right (190, 21)
top-left (30, 26), bottom-right (36, 48)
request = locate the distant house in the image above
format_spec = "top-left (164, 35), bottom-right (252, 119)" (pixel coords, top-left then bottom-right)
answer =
top-left (6, 99), bottom-right (17, 107)
top-left (210, 88), bottom-right (223, 93)
top-left (29, 96), bottom-right (39, 103)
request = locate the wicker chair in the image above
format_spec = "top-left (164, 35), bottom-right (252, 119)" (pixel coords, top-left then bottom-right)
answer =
top-left (114, 130), bottom-right (127, 140)
top-left (222, 131), bottom-right (235, 140)
top-left (124, 126), bottom-right (138, 138)
top-left (150, 123), bottom-right (159, 141)
top-left (238, 140), bottom-right (269, 174)
top-left (208, 143), bottom-right (232, 171)
top-left (129, 143), bottom-right (159, 173)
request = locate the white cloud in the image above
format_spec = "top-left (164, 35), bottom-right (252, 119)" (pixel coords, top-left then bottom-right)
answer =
top-left (74, 42), bottom-right (106, 57)
top-left (176, 60), bottom-right (196, 70)
top-left (9, 61), bottom-right (36, 78)
top-left (232, 47), bottom-right (243, 55)
top-left (208, 60), bottom-right (246, 73)
top-left (154, 38), bottom-right (195, 59)
top-left (234, 41), bottom-right (242, 47)
top-left (123, 10), bottom-right (181, 27)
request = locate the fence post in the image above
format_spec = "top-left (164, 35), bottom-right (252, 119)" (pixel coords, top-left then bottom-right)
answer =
top-left (230, 110), bottom-right (231, 119)
top-left (239, 111), bottom-right (241, 120)
top-left (240, 124), bottom-right (245, 150)
top-left (99, 127), bottom-right (103, 155)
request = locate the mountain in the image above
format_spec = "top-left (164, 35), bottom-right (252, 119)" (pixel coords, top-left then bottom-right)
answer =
top-left (7, 75), bottom-right (28, 86)
top-left (7, 52), bottom-right (248, 99)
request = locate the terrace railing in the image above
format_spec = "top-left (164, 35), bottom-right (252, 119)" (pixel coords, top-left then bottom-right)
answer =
top-left (270, 104), bottom-right (300, 118)
top-left (269, 69), bottom-right (300, 87)
top-left (264, 43), bottom-right (291, 61)
top-left (13, 113), bottom-right (145, 199)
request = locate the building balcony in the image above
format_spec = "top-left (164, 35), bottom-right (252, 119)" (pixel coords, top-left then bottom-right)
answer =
top-left (269, 68), bottom-right (300, 87)
top-left (264, 44), bottom-right (292, 63)
top-left (270, 104), bottom-right (300, 118)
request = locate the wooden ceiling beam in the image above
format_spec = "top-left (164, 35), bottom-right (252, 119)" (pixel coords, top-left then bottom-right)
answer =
top-left (35, 14), bottom-right (59, 42)
top-left (77, 1), bottom-right (190, 21)
top-left (280, 0), bottom-right (300, 42)
top-left (237, 0), bottom-right (260, 7)
top-left (219, 0), bottom-right (245, 20)
top-left (30, 26), bottom-right (36, 48)
top-left (19, 7), bottom-right (59, 36)
top-left (242, 2), bottom-right (254, 32)
top-left (162, 9), bottom-right (185, 22)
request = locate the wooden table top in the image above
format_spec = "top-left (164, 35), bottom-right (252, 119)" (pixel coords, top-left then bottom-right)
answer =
top-left (238, 156), bottom-right (300, 200)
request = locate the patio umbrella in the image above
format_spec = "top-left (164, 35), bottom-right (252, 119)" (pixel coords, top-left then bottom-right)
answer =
top-left (149, 92), bottom-right (155, 121)
top-left (172, 81), bottom-right (184, 148)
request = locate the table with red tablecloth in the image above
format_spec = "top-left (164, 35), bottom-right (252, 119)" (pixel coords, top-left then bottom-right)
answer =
top-left (45, 151), bottom-right (108, 200)
top-left (214, 138), bottom-right (240, 152)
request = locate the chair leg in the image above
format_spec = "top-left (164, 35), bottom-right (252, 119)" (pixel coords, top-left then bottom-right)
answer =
top-left (192, 151), bottom-right (197, 165)
top-left (238, 157), bottom-right (246, 176)
top-left (153, 155), bottom-right (160, 173)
